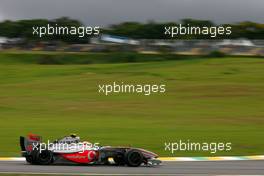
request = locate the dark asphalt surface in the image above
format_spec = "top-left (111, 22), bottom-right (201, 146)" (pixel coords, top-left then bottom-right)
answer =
top-left (0, 160), bottom-right (264, 175)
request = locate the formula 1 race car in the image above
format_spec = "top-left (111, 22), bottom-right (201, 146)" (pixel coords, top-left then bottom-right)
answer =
top-left (19, 134), bottom-right (161, 167)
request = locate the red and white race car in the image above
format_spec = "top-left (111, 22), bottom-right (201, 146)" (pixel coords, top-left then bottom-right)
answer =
top-left (20, 134), bottom-right (161, 167)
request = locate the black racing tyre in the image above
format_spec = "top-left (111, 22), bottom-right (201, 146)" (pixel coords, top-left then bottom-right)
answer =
top-left (25, 156), bottom-right (33, 164)
top-left (101, 157), bottom-right (110, 165)
top-left (35, 150), bottom-right (54, 165)
top-left (113, 154), bottom-right (125, 166)
top-left (30, 149), bottom-right (40, 165)
top-left (125, 149), bottom-right (143, 167)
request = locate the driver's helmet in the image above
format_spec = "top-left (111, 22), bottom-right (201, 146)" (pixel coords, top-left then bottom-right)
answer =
top-left (57, 134), bottom-right (80, 144)
top-left (70, 133), bottom-right (77, 138)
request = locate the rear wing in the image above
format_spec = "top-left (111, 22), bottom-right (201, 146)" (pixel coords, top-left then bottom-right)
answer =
top-left (20, 134), bottom-right (42, 152)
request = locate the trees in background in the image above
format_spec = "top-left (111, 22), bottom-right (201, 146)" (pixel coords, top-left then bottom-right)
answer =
top-left (105, 19), bottom-right (264, 39)
top-left (0, 18), bottom-right (263, 43)
top-left (0, 17), bottom-right (87, 43)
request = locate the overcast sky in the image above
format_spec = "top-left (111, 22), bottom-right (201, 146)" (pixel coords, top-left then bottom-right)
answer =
top-left (0, 0), bottom-right (263, 26)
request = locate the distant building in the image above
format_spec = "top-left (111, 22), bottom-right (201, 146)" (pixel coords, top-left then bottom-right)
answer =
top-left (0, 37), bottom-right (8, 49)
top-left (91, 35), bottom-right (139, 45)
top-left (0, 37), bottom-right (23, 49)
top-left (216, 39), bottom-right (255, 47)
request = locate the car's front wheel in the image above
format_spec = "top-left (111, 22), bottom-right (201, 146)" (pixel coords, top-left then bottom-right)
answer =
top-left (125, 149), bottom-right (143, 167)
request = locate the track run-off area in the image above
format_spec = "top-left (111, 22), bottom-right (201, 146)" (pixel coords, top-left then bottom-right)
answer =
top-left (0, 156), bottom-right (264, 175)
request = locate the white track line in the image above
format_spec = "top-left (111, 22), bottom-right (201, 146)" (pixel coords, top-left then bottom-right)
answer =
top-left (0, 172), bottom-right (262, 176)
top-left (1, 155), bottom-right (264, 162)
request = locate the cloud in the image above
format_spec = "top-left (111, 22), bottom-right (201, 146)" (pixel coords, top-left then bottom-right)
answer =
top-left (0, 0), bottom-right (263, 25)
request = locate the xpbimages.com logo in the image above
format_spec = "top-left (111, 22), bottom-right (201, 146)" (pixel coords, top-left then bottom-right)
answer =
top-left (165, 140), bottom-right (232, 154)
top-left (32, 140), bottom-right (100, 153)
top-left (32, 24), bottom-right (100, 38)
top-left (98, 82), bottom-right (166, 96)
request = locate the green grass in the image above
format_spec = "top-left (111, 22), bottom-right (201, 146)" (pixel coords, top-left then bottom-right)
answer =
top-left (0, 52), bottom-right (263, 157)
top-left (0, 51), bottom-right (192, 65)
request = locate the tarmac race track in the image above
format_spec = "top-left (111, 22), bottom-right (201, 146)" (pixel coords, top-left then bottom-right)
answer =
top-left (0, 160), bottom-right (264, 175)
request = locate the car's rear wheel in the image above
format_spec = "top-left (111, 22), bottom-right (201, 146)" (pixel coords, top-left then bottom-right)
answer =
top-left (30, 149), bottom-right (40, 165)
top-left (125, 149), bottom-right (143, 167)
top-left (25, 156), bottom-right (33, 164)
top-left (35, 150), bottom-right (54, 165)
top-left (113, 154), bottom-right (125, 166)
